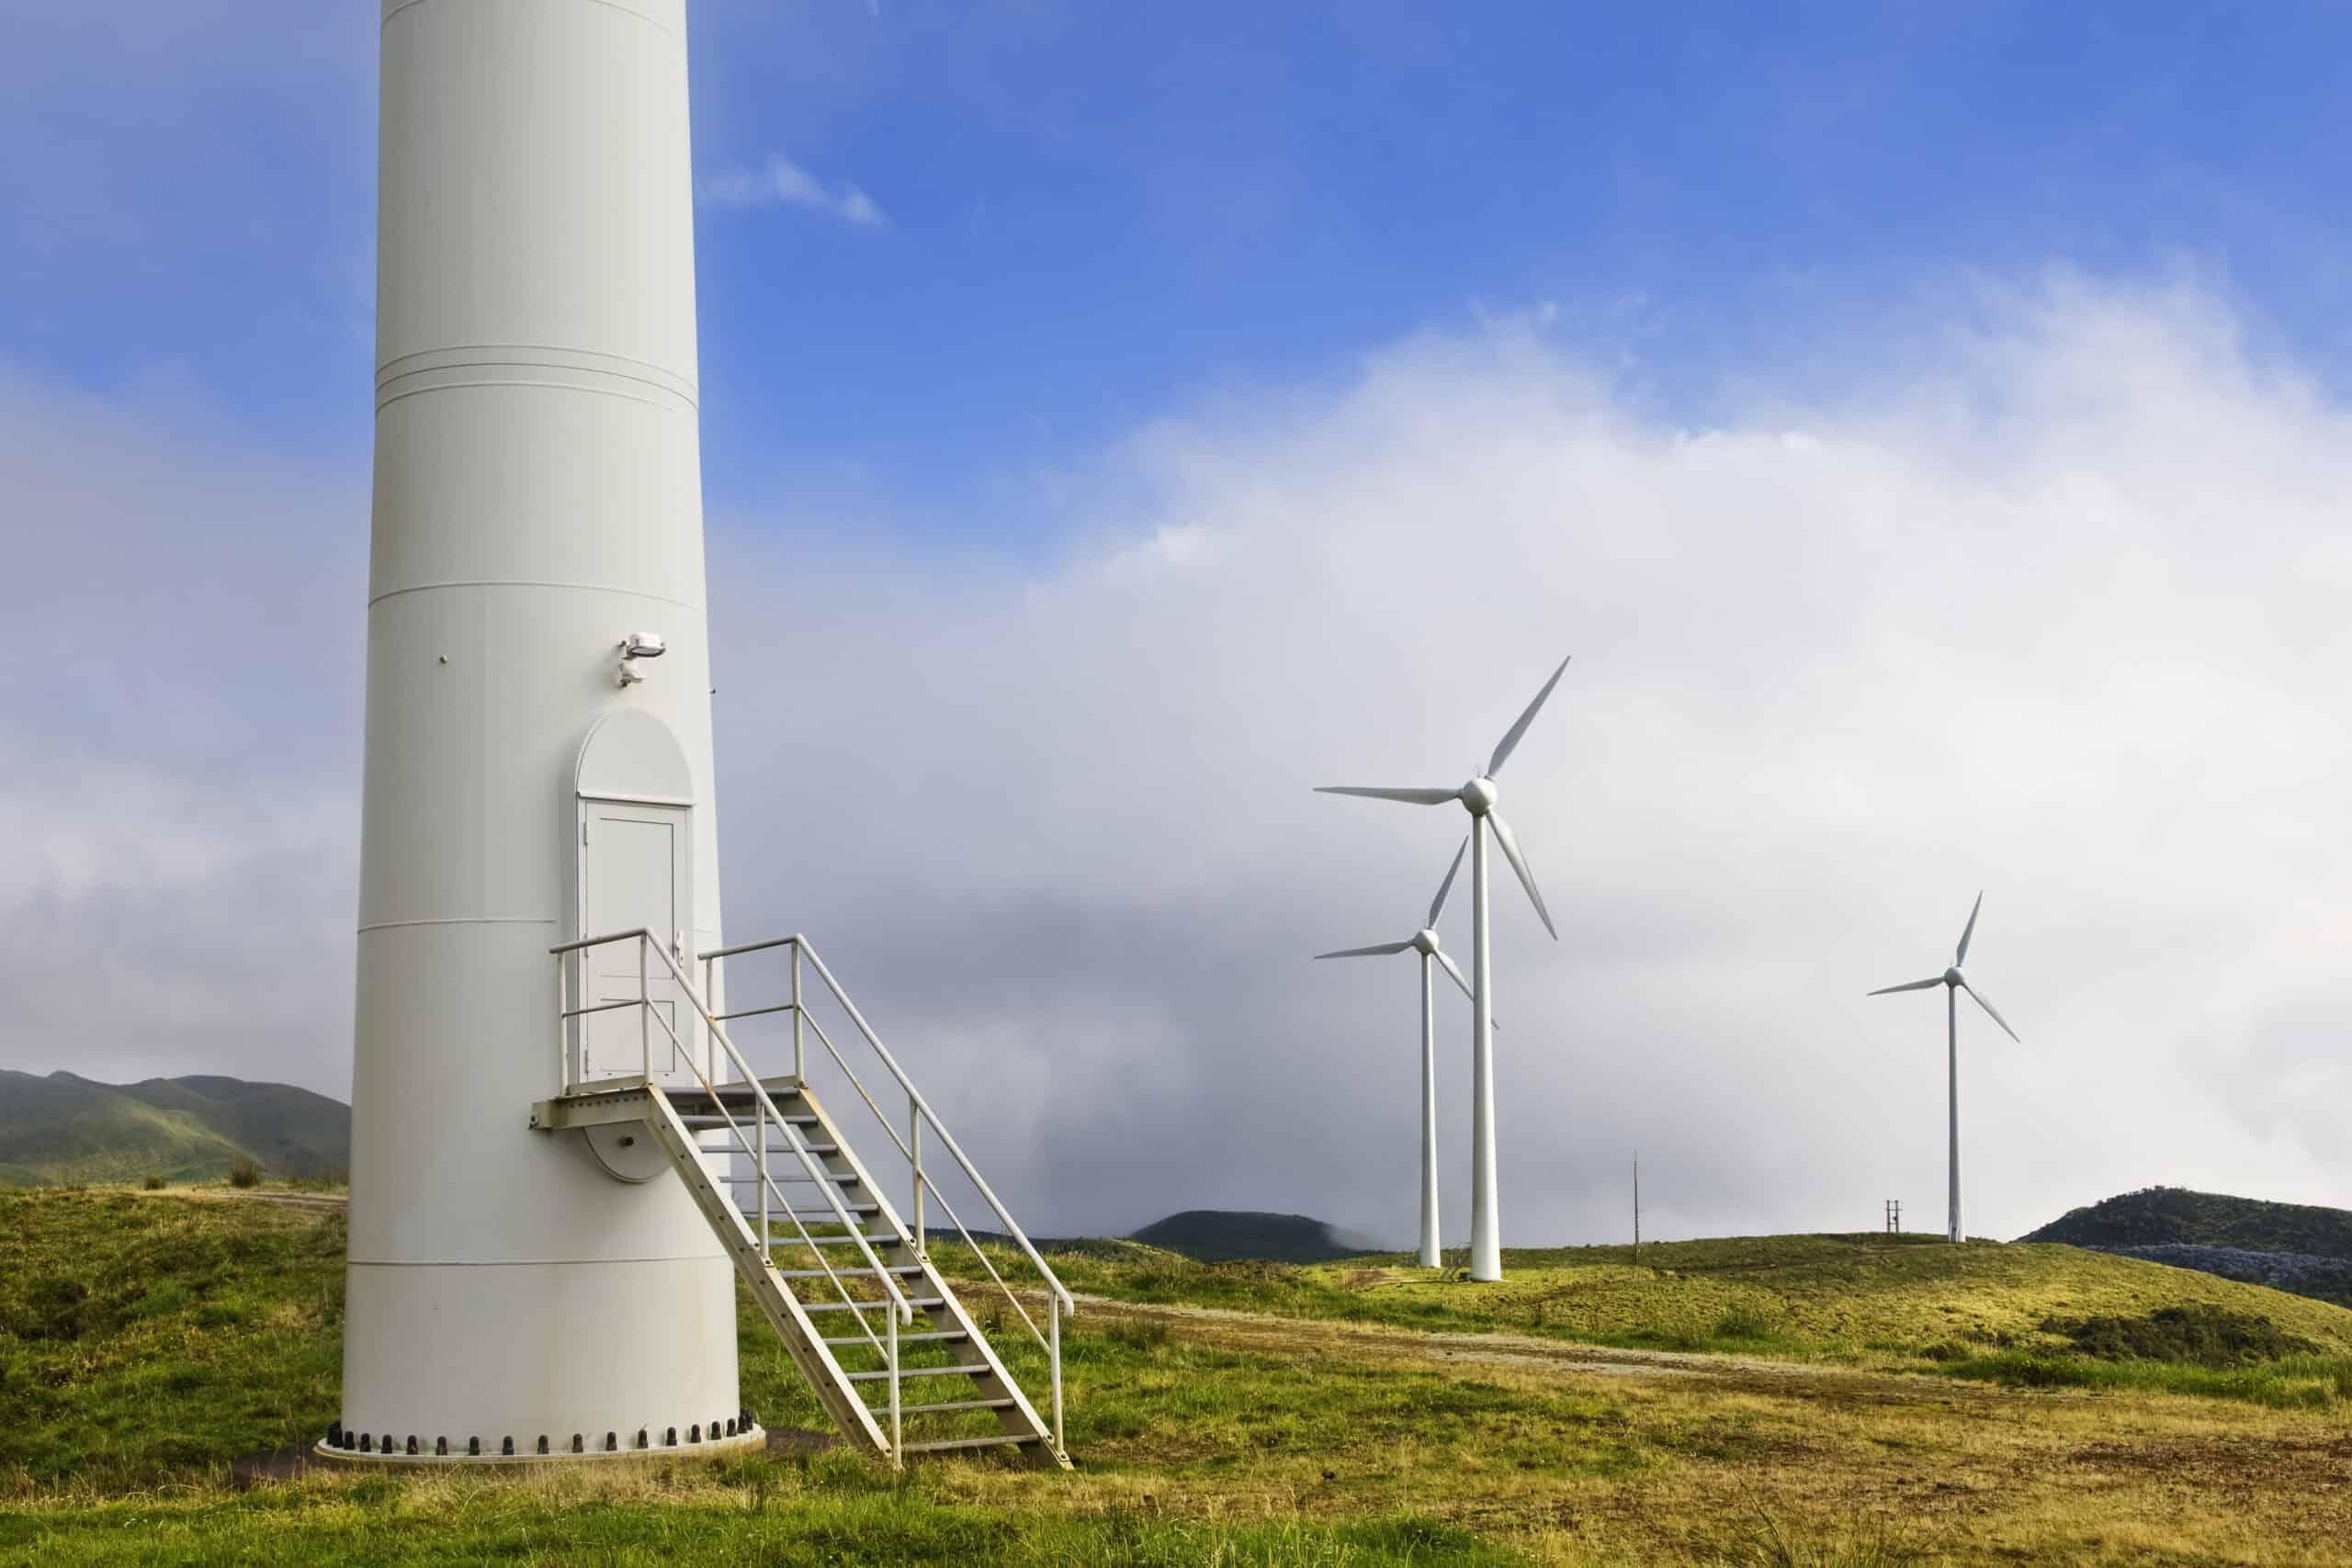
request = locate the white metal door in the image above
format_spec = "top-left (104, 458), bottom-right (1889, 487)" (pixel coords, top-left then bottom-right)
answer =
top-left (579, 799), bottom-right (692, 1082)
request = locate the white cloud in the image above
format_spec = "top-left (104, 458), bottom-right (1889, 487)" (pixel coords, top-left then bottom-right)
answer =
top-left (9, 275), bottom-right (2350, 1251)
top-left (702, 276), bottom-right (2352, 1241)
top-left (702, 152), bottom-right (888, 227)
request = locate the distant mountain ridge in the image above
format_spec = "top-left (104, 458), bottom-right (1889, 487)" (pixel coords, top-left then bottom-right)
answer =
top-left (1127, 1209), bottom-right (1379, 1264)
top-left (2024, 1187), bottom-right (2352, 1258)
top-left (0, 1070), bottom-right (349, 1186)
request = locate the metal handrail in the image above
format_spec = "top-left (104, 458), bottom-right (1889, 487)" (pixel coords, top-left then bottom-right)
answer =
top-left (551, 929), bottom-right (912, 1375)
top-left (699, 933), bottom-right (1074, 1456)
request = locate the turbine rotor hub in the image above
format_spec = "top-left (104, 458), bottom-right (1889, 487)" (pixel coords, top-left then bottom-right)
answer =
top-left (1460, 776), bottom-right (1498, 816)
top-left (1411, 930), bottom-right (1441, 955)
top-left (1943, 966), bottom-right (1963, 987)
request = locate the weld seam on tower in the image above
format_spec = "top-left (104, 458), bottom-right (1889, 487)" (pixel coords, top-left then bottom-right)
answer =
top-left (356, 918), bottom-right (554, 934)
top-left (382, 0), bottom-right (682, 39)
top-left (378, 341), bottom-right (696, 389)
top-left (376, 378), bottom-right (694, 416)
top-left (367, 582), bottom-right (707, 612)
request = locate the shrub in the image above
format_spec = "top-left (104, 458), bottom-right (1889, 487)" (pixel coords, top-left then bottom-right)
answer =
top-left (2038, 1304), bottom-right (2319, 1368)
top-left (13, 1277), bottom-right (114, 1343)
top-left (227, 1160), bottom-right (261, 1190)
top-left (142, 1176), bottom-right (166, 1190)
top-left (1713, 1306), bottom-right (1777, 1341)
top-left (1104, 1317), bottom-right (1171, 1354)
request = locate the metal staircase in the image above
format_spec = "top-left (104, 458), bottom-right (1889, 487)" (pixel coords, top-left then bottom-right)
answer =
top-left (534, 929), bottom-right (1072, 1470)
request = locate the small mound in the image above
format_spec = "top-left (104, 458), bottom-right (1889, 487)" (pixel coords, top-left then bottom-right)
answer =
top-left (1129, 1209), bottom-right (1374, 1264)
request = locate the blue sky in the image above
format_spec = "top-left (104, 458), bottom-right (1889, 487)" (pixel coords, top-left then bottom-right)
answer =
top-left (12, 3), bottom-right (2352, 540)
top-left (7, 3), bottom-right (2352, 1239)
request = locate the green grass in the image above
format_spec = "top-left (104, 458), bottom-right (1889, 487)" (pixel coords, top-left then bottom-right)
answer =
top-left (12, 1190), bottom-right (2352, 1564)
top-left (0, 1191), bottom-right (345, 1486)
top-left (0, 1481), bottom-right (1516, 1567)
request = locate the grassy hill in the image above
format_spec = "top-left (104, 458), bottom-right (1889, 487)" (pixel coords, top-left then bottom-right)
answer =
top-left (8, 1190), bottom-right (2352, 1563)
top-left (2023, 1185), bottom-right (2352, 1257)
top-left (993, 1229), bottom-right (2352, 1374)
top-left (1127, 1209), bottom-right (1377, 1263)
top-left (0, 1071), bottom-right (348, 1186)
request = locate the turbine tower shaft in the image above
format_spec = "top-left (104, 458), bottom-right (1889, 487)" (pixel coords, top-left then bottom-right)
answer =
top-left (1469, 820), bottom-right (1501, 1280)
top-left (1947, 983), bottom-right (1961, 1245)
top-left (1418, 953), bottom-right (1441, 1269)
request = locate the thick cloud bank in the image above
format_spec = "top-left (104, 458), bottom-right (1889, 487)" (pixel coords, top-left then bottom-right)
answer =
top-left (6, 276), bottom-right (2347, 1243)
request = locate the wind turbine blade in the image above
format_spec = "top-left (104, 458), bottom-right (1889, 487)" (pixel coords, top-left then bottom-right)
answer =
top-left (1314, 941), bottom-right (1414, 960)
top-left (1487, 812), bottom-right (1557, 939)
top-left (1315, 785), bottom-right (1462, 806)
top-left (1956, 891), bottom-right (1984, 965)
top-left (1487, 654), bottom-right (1572, 778)
top-left (1962, 980), bottom-right (2020, 1043)
top-left (1428, 837), bottom-right (1468, 928)
top-left (1866, 976), bottom-right (1945, 995)
top-left (1433, 949), bottom-right (1474, 1001)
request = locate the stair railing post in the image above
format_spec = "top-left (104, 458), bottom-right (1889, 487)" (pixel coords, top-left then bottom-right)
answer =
top-left (910, 1096), bottom-right (924, 1258)
top-left (888, 1303), bottom-right (902, 1467)
top-left (554, 951), bottom-right (567, 1092)
top-left (757, 1104), bottom-right (770, 1267)
top-left (1050, 1300), bottom-right (1064, 1460)
top-left (789, 940), bottom-right (804, 1083)
top-left (702, 953), bottom-right (715, 1086)
top-left (638, 931), bottom-right (650, 1081)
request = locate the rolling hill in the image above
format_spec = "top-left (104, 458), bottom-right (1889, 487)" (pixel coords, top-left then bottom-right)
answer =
top-left (0, 1070), bottom-right (348, 1185)
top-left (2023, 1187), bottom-right (2352, 1308)
top-left (1126, 1209), bottom-right (1379, 1263)
top-left (2024, 1186), bottom-right (2352, 1256)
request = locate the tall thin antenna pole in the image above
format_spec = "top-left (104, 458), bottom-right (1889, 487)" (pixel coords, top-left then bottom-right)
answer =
top-left (1632, 1153), bottom-right (1641, 1263)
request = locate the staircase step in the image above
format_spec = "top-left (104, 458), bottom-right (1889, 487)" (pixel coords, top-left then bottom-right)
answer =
top-left (903, 1434), bottom-right (1045, 1456)
top-left (775, 1265), bottom-right (921, 1280)
top-left (899, 1398), bottom-right (1018, 1416)
top-left (678, 1110), bottom-right (823, 1128)
top-left (737, 1201), bottom-right (882, 1217)
top-left (802, 1296), bottom-right (944, 1313)
top-left (847, 1363), bottom-right (990, 1382)
top-left (767, 1233), bottom-right (900, 1247)
top-left (676, 1106), bottom-right (820, 1126)
top-left (717, 1169), bottom-right (858, 1184)
top-left (823, 1329), bottom-right (967, 1347)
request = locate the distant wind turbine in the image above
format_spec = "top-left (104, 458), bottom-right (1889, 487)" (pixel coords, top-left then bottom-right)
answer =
top-left (1315, 838), bottom-right (1480, 1269)
top-left (1317, 654), bottom-right (1569, 1282)
top-left (1868, 892), bottom-right (2021, 1246)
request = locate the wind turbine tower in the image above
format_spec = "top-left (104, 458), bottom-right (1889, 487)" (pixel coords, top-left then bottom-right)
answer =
top-left (1868, 893), bottom-right (2022, 1245)
top-left (1318, 655), bottom-right (1570, 1282)
top-left (1315, 839), bottom-right (1478, 1268)
top-left (343, 0), bottom-right (742, 1453)
top-left (334, 0), bottom-right (1074, 1471)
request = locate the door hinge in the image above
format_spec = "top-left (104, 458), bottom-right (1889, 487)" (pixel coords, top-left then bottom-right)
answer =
top-left (581, 818), bottom-right (589, 844)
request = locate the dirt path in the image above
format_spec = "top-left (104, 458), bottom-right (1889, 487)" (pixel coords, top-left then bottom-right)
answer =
top-left (1062, 1290), bottom-right (1895, 1392)
top-left (140, 1188), bottom-right (349, 1215)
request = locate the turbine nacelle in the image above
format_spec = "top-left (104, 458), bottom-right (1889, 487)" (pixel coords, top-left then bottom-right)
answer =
top-left (1864, 892), bottom-right (2021, 1044)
